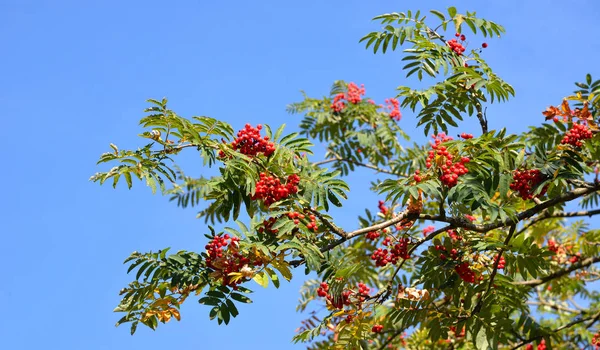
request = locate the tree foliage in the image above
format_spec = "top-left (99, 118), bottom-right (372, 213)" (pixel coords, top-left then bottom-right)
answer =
top-left (92, 6), bottom-right (600, 349)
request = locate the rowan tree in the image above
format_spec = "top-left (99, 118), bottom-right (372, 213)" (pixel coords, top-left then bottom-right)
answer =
top-left (91, 6), bottom-right (600, 350)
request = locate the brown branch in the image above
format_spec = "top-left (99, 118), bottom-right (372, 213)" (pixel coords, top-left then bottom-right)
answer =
top-left (472, 225), bottom-right (516, 315)
top-left (514, 255), bottom-right (600, 287)
top-left (312, 156), bottom-right (404, 176)
top-left (419, 181), bottom-right (600, 233)
top-left (510, 312), bottom-right (600, 350)
top-left (516, 208), bottom-right (600, 237)
top-left (475, 101), bottom-right (488, 134)
top-left (367, 224), bottom-right (454, 303)
top-left (305, 207), bottom-right (346, 238)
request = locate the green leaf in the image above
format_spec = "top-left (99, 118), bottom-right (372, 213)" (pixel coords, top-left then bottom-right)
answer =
top-left (231, 293), bottom-right (253, 303)
top-left (447, 6), bottom-right (457, 18)
top-left (430, 10), bottom-right (446, 21)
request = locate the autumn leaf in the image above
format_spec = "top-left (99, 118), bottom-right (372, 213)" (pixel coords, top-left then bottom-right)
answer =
top-left (542, 105), bottom-right (561, 120)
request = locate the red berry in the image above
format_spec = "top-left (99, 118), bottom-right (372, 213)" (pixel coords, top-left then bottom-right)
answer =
top-left (482, 43), bottom-right (488, 48)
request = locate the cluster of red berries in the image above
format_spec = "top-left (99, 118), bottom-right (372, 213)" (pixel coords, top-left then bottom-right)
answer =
top-left (346, 82), bottom-right (366, 104)
top-left (252, 173), bottom-right (300, 206)
top-left (439, 157), bottom-right (470, 187)
top-left (455, 261), bottom-right (477, 283)
top-left (561, 123), bottom-right (593, 147)
top-left (448, 33), bottom-right (487, 55)
top-left (447, 38), bottom-right (466, 55)
top-left (258, 217), bottom-right (279, 235)
top-left (317, 282), bottom-right (365, 310)
top-left (426, 133), bottom-right (470, 188)
top-left (495, 254), bottom-right (506, 269)
top-left (413, 169), bottom-right (422, 183)
top-left (537, 339), bottom-right (547, 350)
top-left (592, 332), bottom-right (600, 349)
top-left (422, 225), bottom-right (435, 236)
top-left (287, 212), bottom-right (318, 232)
top-left (510, 169), bottom-right (546, 200)
top-left (378, 200), bottom-right (389, 215)
top-left (229, 124), bottom-right (275, 157)
top-left (435, 244), bottom-right (460, 261)
top-left (547, 239), bottom-right (560, 253)
top-left (330, 82), bottom-right (365, 112)
top-left (317, 282), bottom-right (329, 297)
top-left (460, 133), bottom-right (474, 139)
top-left (366, 231), bottom-right (381, 240)
top-left (371, 237), bottom-right (410, 266)
top-left (372, 324), bottom-right (384, 333)
top-left (385, 98), bottom-right (402, 121)
top-left (547, 238), bottom-right (581, 263)
top-left (331, 93), bottom-right (346, 113)
top-left (464, 214), bottom-right (476, 222)
top-left (205, 234), bottom-right (260, 288)
top-left (357, 282), bottom-right (371, 297)
top-left (449, 326), bottom-right (466, 338)
top-left (448, 229), bottom-right (463, 241)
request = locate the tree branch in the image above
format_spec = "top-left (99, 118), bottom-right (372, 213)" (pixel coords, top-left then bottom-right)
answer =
top-left (510, 313), bottom-right (599, 350)
top-left (514, 255), bottom-right (600, 287)
top-left (312, 156), bottom-right (405, 176)
top-left (472, 225), bottom-right (516, 315)
top-left (419, 181), bottom-right (600, 233)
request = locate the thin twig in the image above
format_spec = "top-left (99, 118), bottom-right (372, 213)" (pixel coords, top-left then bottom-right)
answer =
top-left (514, 256), bottom-right (600, 287)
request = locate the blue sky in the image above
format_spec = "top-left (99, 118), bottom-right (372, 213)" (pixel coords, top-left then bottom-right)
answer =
top-left (2, 0), bottom-right (600, 349)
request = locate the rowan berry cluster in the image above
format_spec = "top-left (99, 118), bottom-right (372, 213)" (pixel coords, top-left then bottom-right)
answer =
top-left (317, 282), bottom-right (329, 297)
top-left (413, 169), bottom-right (422, 183)
top-left (435, 244), bottom-right (460, 261)
top-left (447, 38), bottom-right (466, 55)
top-left (371, 237), bottom-right (410, 266)
top-left (257, 217), bottom-right (279, 235)
top-left (495, 254), bottom-right (506, 269)
top-left (357, 282), bottom-right (371, 297)
top-left (537, 339), bottom-right (547, 350)
top-left (229, 124), bottom-right (275, 157)
top-left (455, 261), bottom-right (477, 283)
top-left (385, 97), bottom-right (402, 121)
top-left (205, 234), bottom-right (260, 288)
top-left (510, 169), bottom-right (546, 200)
top-left (366, 231), bottom-right (381, 240)
top-left (460, 133), bottom-right (474, 139)
top-left (316, 282), bottom-right (367, 310)
top-left (464, 214), bottom-right (476, 222)
top-left (346, 82), bottom-right (366, 104)
top-left (287, 211), bottom-right (305, 224)
top-left (331, 93), bottom-right (345, 113)
top-left (561, 123), bottom-right (593, 147)
top-left (449, 326), bottom-right (466, 338)
top-left (330, 82), bottom-right (365, 112)
top-left (378, 200), bottom-right (389, 215)
top-left (252, 173), bottom-right (300, 206)
top-left (422, 225), bottom-right (435, 236)
top-left (426, 133), bottom-right (470, 188)
top-left (372, 324), bottom-right (384, 333)
top-left (592, 331), bottom-right (600, 349)
top-left (447, 229), bottom-right (463, 241)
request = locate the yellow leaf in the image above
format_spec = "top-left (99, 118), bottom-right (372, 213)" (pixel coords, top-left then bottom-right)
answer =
top-left (453, 14), bottom-right (464, 32)
top-left (170, 308), bottom-right (181, 321)
top-left (271, 260), bottom-right (293, 281)
top-left (253, 271), bottom-right (269, 288)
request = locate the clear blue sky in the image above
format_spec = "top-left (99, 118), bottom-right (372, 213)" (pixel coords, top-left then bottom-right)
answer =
top-left (2, 0), bottom-right (600, 349)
